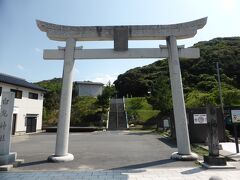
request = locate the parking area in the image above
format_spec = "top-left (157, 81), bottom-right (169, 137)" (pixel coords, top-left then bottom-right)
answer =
top-left (11, 131), bottom-right (195, 171)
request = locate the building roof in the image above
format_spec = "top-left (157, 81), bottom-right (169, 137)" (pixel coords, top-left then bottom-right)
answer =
top-left (75, 81), bottom-right (104, 86)
top-left (0, 73), bottom-right (46, 92)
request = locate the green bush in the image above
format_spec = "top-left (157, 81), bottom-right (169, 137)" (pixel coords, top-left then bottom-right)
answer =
top-left (71, 96), bottom-right (101, 126)
top-left (125, 97), bottom-right (160, 125)
top-left (186, 90), bottom-right (216, 108)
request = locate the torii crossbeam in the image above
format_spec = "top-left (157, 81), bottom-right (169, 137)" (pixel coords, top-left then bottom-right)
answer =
top-left (37, 17), bottom-right (207, 162)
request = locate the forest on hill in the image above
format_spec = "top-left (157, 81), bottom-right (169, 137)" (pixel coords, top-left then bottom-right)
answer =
top-left (114, 37), bottom-right (240, 115)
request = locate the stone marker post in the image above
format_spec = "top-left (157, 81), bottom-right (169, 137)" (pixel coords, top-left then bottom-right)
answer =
top-left (0, 92), bottom-right (16, 165)
top-left (204, 105), bottom-right (226, 166)
top-left (48, 38), bottom-right (76, 162)
top-left (166, 36), bottom-right (198, 160)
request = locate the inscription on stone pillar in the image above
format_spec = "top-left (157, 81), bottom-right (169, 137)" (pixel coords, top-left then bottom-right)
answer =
top-left (0, 92), bottom-right (15, 155)
top-left (203, 104), bottom-right (227, 166)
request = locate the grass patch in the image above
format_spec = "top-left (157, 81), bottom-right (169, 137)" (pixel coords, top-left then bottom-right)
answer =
top-left (125, 97), bottom-right (160, 126)
top-left (125, 97), bottom-right (153, 110)
top-left (135, 110), bottom-right (160, 122)
top-left (153, 129), bottom-right (171, 137)
top-left (191, 144), bottom-right (208, 157)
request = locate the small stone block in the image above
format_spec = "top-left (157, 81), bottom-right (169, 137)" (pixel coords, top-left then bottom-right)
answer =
top-left (209, 176), bottom-right (223, 180)
top-left (0, 164), bottom-right (13, 171)
top-left (0, 152), bottom-right (17, 166)
top-left (204, 155), bottom-right (226, 166)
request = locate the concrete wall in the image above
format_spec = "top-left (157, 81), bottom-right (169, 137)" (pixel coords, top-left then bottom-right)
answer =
top-left (0, 82), bottom-right (43, 134)
top-left (187, 108), bottom-right (225, 143)
top-left (76, 83), bottom-right (103, 97)
top-left (170, 108), bottom-right (225, 143)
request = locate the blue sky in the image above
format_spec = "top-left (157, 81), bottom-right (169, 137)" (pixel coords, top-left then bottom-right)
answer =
top-left (0, 0), bottom-right (239, 84)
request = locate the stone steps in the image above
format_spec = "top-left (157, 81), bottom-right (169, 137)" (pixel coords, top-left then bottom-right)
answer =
top-left (108, 98), bottom-right (128, 130)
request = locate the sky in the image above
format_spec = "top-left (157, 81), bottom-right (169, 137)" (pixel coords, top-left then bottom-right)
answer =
top-left (0, 0), bottom-right (239, 84)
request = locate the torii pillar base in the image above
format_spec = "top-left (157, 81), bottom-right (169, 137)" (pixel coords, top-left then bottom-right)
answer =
top-left (48, 153), bottom-right (74, 163)
top-left (171, 152), bottom-right (198, 161)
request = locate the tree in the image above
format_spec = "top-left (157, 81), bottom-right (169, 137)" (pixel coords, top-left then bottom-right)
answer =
top-left (185, 90), bottom-right (216, 108)
top-left (222, 88), bottom-right (240, 106)
top-left (71, 96), bottom-right (101, 126)
top-left (36, 78), bottom-right (62, 125)
top-left (148, 75), bottom-right (172, 115)
top-left (96, 82), bottom-right (116, 112)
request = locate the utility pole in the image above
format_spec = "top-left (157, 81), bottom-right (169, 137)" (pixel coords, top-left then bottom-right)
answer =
top-left (216, 62), bottom-right (224, 115)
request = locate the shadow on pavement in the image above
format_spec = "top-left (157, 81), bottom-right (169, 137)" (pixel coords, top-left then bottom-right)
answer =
top-left (110, 159), bottom-right (175, 170)
top-left (158, 137), bottom-right (177, 148)
top-left (181, 167), bottom-right (206, 174)
top-left (19, 160), bottom-right (49, 167)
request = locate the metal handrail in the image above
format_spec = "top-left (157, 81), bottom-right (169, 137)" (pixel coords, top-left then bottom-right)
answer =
top-left (123, 97), bottom-right (129, 129)
top-left (106, 110), bottom-right (109, 130)
top-left (116, 98), bottom-right (118, 129)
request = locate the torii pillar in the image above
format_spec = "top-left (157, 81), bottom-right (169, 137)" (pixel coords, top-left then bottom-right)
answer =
top-left (48, 38), bottom-right (76, 162)
top-left (37, 17), bottom-right (207, 162)
top-left (167, 36), bottom-right (197, 159)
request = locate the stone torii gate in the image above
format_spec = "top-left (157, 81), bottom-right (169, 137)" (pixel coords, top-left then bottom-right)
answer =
top-left (37, 17), bottom-right (207, 162)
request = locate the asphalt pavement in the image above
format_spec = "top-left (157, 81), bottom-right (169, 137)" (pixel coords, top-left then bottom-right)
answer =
top-left (1, 131), bottom-right (240, 179)
top-left (10, 131), bottom-right (195, 171)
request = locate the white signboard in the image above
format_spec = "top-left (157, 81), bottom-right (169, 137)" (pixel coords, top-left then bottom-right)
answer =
top-left (194, 114), bottom-right (207, 124)
top-left (231, 110), bottom-right (240, 123)
top-left (163, 119), bottom-right (170, 128)
top-left (0, 92), bottom-right (15, 155)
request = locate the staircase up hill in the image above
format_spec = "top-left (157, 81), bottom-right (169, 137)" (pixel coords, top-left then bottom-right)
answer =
top-left (108, 98), bottom-right (128, 130)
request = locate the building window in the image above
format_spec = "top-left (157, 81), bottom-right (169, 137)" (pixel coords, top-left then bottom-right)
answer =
top-left (0, 87), bottom-right (2, 96)
top-left (10, 89), bottom-right (22, 99)
top-left (28, 92), bottom-right (38, 100)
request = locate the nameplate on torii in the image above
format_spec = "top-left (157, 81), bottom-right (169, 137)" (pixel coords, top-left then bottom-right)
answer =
top-left (43, 46), bottom-right (200, 60)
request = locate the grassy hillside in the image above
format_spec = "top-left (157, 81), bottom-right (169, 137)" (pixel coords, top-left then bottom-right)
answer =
top-left (125, 97), bottom-right (160, 126)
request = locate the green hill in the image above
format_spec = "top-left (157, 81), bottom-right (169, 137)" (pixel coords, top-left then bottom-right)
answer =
top-left (114, 37), bottom-right (240, 112)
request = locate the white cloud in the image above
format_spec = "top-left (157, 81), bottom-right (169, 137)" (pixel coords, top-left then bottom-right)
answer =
top-left (16, 64), bottom-right (24, 70)
top-left (34, 47), bottom-right (42, 53)
top-left (92, 74), bottom-right (118, 85)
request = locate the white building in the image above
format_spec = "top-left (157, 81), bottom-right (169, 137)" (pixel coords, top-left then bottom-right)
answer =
top-left (74, 81), bottom-right (104, 97)
top-left (0, 73), bottom-right (45, 135)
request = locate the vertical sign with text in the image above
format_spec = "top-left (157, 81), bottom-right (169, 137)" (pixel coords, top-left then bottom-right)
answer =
top-left (0, 92), bottom-right (15, 155)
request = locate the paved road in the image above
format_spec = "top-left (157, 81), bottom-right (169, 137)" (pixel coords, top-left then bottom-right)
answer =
top-left (11, 131), bottom-right (195, 171)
